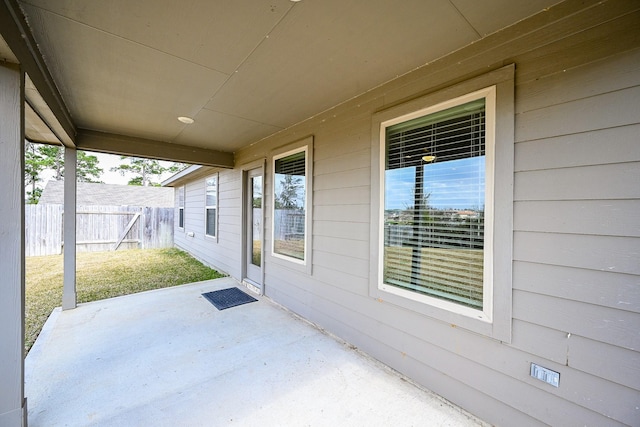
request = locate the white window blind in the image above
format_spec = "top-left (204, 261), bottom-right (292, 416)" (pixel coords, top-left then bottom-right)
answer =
top-left (384, 98), bottom-right (486, 309)
top-left (273, 149), bottom-right (306, 261)
top-left (205, 175), bottom-right (217, 237)
top-left (178, 186), bottom-right (185, 229)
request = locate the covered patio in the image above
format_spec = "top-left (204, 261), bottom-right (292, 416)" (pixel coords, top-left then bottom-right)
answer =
top-left (4, 0), bottom-right (639, 425)
top-left (25, 277), bottom-right (484, 426)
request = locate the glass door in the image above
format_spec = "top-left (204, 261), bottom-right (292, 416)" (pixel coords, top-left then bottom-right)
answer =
top-left (245, 167), bottom-right (263, 291)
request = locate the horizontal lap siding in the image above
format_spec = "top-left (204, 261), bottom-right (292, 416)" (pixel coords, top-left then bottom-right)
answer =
top-left (515, 163), bottom-right (640, 201)
top-left (261, 108), bottom-right (376, 298)
top-left (202, 3), bottom-right (640, 425)
top-left (514, 290), bottom-right (639, 351)
top-left (569, 336), bottom-right (640, 391)
top-left (514, 262), bottom-right (640, 314)
top-left (514, 200), bottom-right (640, 237)
top-left (510, 24), bottom-right (640, 427)
top-left (173, 172), bottom-right (242, 278)
top-left (265, 268), bottom-right (632, 426)
top-left (516, 87), bottom-right (640, 143)
top-left (514, 232), bottom-right (640, 275)
top-left (515, 124), bottom-right (640, 171)
top-left (308, 113), bottom-right (373, 296)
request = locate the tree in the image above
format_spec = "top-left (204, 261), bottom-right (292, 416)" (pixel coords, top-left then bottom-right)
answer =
top-left (76, 151), bottom-right (103, 183)
top-left (110, 157), bottom-right (185, 187)
top-left (23, 142), bottom-right (104, 203)
top-left (38, 144), bottom-right (64, 180)
top-left (274, 174), bottom-right (303, 209)
top-left (25, 142), bottom-right (48, 204)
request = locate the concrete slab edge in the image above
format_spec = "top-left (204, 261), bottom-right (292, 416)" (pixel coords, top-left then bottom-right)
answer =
top-left (26, 307), bottom-right (61, 360)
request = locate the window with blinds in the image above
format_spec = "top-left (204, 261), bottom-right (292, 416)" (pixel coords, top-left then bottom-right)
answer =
top-left (383, 97), bottom-right (487, 310)
top-left (205, 175), bottom-right (218, 238)
top-left (273, 148), bottom-right (307, 261)
top-left (178, 186), bottom-right (185, 229)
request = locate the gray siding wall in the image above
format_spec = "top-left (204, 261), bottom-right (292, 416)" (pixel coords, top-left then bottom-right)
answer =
top-left (174, 171), bottom-right (242, 279)
top-left (175, 2), bottom-right (640, 425)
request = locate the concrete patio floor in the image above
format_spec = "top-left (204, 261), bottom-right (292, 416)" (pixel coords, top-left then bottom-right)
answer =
top-left (25, 277), bottom-right (487, 427)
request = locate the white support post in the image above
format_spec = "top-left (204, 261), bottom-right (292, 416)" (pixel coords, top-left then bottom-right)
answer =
top-left (0, 63), bottom-right (27, 426)
top-left (62, 147), bottom-right (77, 310)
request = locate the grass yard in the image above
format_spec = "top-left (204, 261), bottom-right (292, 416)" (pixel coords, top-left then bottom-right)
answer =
top-left (25, 248), bottom-right (225, 353)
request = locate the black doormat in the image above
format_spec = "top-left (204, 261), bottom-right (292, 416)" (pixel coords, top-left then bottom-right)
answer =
top-left (202, 287), bottom-right (257, 310)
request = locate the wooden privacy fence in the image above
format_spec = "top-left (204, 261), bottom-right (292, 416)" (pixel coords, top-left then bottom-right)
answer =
top-left (25, 204), bottom-right (174, 256)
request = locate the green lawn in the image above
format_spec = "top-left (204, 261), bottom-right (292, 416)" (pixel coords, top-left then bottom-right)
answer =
top-left (25, 248), bottom-right (225, 353)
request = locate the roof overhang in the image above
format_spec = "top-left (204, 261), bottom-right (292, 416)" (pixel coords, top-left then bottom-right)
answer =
top-left (162, 164), bottom-right (222, 187)
top-left (1, 0), bottom-right (567, 164)
top-left (0, 0), bottom-right (74, 146)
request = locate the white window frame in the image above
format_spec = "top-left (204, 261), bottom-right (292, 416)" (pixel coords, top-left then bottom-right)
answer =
top-left (380, 88), bottom-right (496, 320)
top-left (270, 136), bottom-right (313, 273)
top-left (369, 66), bottom-right (514, 342)
top-left (177, 185), bottom-right (185, 230)
top-left (205, 174), bottom-right (218, 240)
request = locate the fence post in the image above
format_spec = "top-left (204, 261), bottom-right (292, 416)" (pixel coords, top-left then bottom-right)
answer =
top-left (140, 208), bottom-right (145, 250)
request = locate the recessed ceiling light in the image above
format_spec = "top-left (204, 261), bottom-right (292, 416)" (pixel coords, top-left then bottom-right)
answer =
top-left (178, 116), bottom-right (194, 124)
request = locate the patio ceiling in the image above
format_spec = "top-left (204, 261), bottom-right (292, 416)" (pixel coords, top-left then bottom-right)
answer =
top-left (1, 0), bottom-right (558, 166)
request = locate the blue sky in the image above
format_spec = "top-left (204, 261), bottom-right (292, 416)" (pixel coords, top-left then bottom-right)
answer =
top-left (385, 157), bottom-right (485, 210)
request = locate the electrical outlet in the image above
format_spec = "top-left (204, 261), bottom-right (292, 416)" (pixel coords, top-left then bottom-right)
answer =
top-left (530, 363), bottom-right (560, 387)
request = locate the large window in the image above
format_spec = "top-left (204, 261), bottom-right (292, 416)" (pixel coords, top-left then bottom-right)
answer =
top-left (383, 93), bottom-right (491, 311)
top-left (371, 66), bottom-right (514, 341)
top-left (178, 186), bottom-right (185, 229)
top-left (272, 145), bottom-right (309, 264)
top-left (205, 175), bottom-right (218, 238)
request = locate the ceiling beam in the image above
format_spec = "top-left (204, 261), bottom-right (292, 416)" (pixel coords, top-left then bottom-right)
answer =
top-left (76, 129), bottom-right (235, 168)
top-left (24, 100), bottom-right (62, 145)
top-left (0, 0), bottom-right (76, 146)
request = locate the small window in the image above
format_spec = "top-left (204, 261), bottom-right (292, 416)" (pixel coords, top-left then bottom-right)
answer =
top-left (272, 145), bottom-right (310, 264)
top-left (178, 186), bottom-right (185, 229)
top-left (205, 175), bottom-right (218, 238)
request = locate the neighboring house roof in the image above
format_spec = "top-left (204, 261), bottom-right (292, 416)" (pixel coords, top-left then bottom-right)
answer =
top-left (162, 165), bottom-right (203, 187)
top-left (39, 181), bottom-right (174, 207)
top-left (162, 165), bottom-right (216, 187)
